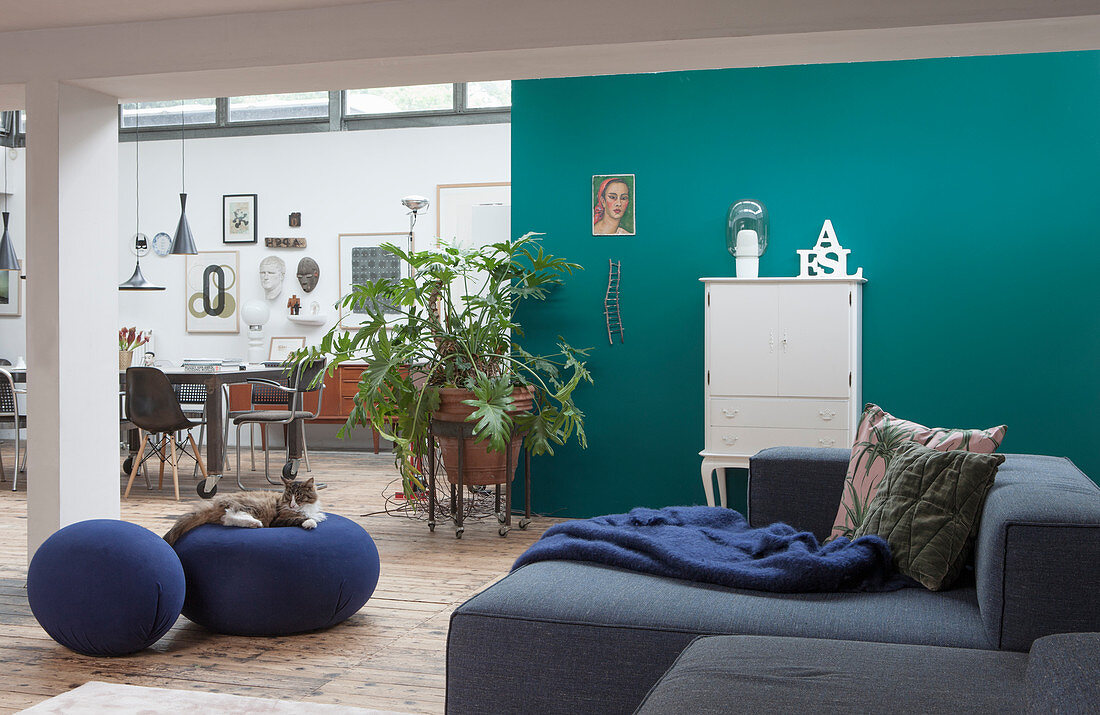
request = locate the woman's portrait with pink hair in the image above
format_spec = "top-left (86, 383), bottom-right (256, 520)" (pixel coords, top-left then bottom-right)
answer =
top-left (592, 174), bottom-right (635, 236)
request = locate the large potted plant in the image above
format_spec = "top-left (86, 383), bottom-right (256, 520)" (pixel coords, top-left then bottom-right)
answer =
top-left (294, 233), bottom-right (591, 499)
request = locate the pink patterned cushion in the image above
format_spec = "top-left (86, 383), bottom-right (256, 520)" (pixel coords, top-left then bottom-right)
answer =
top-left (830, 404), bottom-right (1006, 540)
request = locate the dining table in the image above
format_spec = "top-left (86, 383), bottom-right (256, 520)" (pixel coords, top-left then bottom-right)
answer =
top-left (8, 364), bottom-right (306, 499)
top-left (124, 365), bottom-right (303, 498)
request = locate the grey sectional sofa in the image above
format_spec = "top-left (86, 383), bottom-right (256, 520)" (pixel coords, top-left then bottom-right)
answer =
top-left (635, 631), bottom-right (1100, 714)
top-left (446, 447), bottom-right (1100, 714)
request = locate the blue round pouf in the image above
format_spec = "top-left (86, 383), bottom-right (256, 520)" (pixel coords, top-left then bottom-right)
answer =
top-left (172, 513), bottom-right (380, 636)
top-left (27, 519), bottom-right (186, 657)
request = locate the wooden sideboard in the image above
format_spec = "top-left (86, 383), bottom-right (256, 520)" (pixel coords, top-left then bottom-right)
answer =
top-left (226, 363), bottom-right (390, 453)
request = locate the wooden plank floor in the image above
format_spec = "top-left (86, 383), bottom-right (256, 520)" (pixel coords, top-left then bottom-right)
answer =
top-left (0, 447), bottom-right (558, 713)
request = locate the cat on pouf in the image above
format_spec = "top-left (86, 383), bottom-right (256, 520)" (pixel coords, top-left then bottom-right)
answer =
top-left (164, 476), bottom-right (326, 546)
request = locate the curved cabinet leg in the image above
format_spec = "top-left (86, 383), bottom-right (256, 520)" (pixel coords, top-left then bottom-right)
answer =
top-left (700, 459), bottom-right (716, 507)
top-left (716, 467), bottom-right (728, 509)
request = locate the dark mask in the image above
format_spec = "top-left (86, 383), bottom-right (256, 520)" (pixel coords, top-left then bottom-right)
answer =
top-left (296, 257), bottom-right (320, 293)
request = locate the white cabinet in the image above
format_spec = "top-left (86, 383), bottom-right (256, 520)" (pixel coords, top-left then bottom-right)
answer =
top-left (700, 277), bottom-right (863, 507)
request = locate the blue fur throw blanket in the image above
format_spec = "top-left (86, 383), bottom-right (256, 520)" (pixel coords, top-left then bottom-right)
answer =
top-left (513, 506), bottom-right (908, 593)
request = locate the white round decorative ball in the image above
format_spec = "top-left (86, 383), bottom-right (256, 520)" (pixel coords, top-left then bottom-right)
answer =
top-left (241, 299), bottom-right (270, 327)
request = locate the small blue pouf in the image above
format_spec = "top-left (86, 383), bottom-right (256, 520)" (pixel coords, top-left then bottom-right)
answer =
top-left (27, 519), bottom-right (186, 657)
top-left (172, 513), bottom-right (380, 636)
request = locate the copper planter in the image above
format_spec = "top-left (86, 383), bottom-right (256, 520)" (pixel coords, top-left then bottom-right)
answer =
top-left (433, 386), bottom-right (533, 486)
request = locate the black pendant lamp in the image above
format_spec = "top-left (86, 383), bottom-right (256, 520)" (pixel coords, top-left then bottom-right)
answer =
top-left (120, 111), bottom-right (165, 291)
top-left (0, 148), bottom-right (19, 271)
top-left (170, 101), bottom-right (198, 255)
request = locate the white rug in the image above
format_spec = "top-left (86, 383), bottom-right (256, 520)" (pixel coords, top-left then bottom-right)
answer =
top-left (20, 681), bottom-right (406, 714)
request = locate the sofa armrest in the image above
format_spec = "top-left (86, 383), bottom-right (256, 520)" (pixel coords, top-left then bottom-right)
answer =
top-left (974, 455), bottom-right (1100, 651)
top-left (747, 447), bottom-right (848, 542)
top-left (1025, 633), bottom-right (1100, 712)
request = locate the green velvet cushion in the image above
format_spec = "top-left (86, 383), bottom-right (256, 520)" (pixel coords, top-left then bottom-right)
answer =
top-left (854, 441), bottom-right (1005, 591)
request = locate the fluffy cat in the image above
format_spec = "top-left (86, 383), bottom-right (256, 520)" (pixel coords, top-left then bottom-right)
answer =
top-left (163, 476), bottom-right (327, 546)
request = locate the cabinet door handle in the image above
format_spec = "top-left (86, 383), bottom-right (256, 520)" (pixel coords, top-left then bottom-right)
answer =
top-left (721, 409), bottom-right (739, 419)
top-left (818, 409), bottom-right (837, 421)
top-left (782, 329), bottom-right (788, 352)
top-left (721, 435), bottom-right (739, 446)
top-left (818, 437), bottom-right (837, 447)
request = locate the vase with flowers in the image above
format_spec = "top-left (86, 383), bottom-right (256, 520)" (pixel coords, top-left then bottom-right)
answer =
top-left (119, 327), bottom-right (150, 369)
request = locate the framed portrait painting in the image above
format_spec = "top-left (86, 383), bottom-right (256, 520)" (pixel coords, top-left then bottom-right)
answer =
top-left (592, 174), bottom-right (635, 236)
top-left (0, 263), bottom-right (22, 317)
top-left (223, 194), bottom-right (258, 244)
top-left (338, 232), bottom-right (412, 330)
top-left (269, 336), bottom-right (306, 363)
top-left (185, 251), bottom-right (240, 333)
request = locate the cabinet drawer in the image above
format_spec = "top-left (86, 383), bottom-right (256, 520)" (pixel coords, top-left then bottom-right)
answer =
top-left (708, 398), bottom-right (849, 430)
top-left (706, 425), bottom-right (850, 455)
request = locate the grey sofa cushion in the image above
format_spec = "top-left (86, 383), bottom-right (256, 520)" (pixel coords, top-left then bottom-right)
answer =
top-left (748, 446), bottom-right (849, 541)
top-left (973, 454), bottom-right (1100, 650)
top-left (447, 561), bottom-right (991, 714)
top-left (1025, 633), bottom-right (1100, 713)
top-left (635, 635), bottom-right (1028, 715)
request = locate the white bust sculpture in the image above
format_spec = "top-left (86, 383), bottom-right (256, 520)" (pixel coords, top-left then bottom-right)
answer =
top-left (259, 255), bottom-right (286, 300)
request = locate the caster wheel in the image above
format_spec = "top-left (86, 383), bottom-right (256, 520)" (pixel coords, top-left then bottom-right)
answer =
top-left (498, 526), bottom-right (510, 537)
top-left (519, 518), bottom-right (531, 530)
top-left (428, 523), bottom-right (436, 533)
top-left (196, 480), bottom-right (218, 499)
top-left (455, 527), bottom-right (464, 539)
top-left (282, 462), bottom-right (297, 479)
top-left (122, 457), bottom-right (134, 475)
top-left (497, 511), bottom-right (507, 524)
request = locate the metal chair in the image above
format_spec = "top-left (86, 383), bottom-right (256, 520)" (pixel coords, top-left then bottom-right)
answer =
top-left (0, 368), bottom-right (27, 490)
top-left (123, 367), bottom-right (209, 501)
top-left (231, 359), bottom-right (325, 490)
top-left (173, 381), bottom-right (220, 479)
top-left (216, 377), bottom-right (289, 481)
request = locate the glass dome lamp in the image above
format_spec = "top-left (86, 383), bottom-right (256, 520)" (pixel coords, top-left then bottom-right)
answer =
top-left (726, 199), bottom-right (769, 278)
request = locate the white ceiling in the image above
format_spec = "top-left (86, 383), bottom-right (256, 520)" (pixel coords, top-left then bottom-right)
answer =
top-left (1, 1), bottom-right (1099, 108)
top-left (0, 0), bottom-right (380, 33)
top-left (0, 0), bottom-right (1099, 34)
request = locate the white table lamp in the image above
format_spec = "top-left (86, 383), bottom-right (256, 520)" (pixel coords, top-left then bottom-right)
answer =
top-left (242, 300), bottom-right (271, 364)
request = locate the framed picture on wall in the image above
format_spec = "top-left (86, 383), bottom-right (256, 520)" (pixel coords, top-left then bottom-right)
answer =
top-left (269, 336), bottom-right (306, 362)
top-left (223, 194), bottom-right (258, 244)
top-left (0, 262), bottom-right (22, 317)
top-left (435, 182), bottom-right (510, 248)
top-left (185, 251), bottom-right (240, 333)
top-left (592, 174), bottom-right (635, 236)
top-left (338, 232), bottom-right (412, 330)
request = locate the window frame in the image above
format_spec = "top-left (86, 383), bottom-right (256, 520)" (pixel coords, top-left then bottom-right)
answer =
top-left (117, 83), bottom-right (509, 143)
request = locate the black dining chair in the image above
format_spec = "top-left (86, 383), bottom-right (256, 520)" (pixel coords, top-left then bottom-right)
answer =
top-left (123, 367), bottom-right (209, 501)
top-left (0, 368), bottom-right (27, 490)
top-left (231, 359), bottom-right (325, 490)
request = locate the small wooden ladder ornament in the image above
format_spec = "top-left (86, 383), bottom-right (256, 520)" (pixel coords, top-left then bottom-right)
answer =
top-left (604, 259), bottom-right (624, 344)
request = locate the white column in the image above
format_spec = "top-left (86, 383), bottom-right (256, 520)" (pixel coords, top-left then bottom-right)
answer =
top-left (25, 80), bottom-right (120, 557)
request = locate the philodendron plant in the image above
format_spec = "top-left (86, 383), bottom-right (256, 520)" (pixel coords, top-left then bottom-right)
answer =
top-left (292, 232), bottom-right (592, 496)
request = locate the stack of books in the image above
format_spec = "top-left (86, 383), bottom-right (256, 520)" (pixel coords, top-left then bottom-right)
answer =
top-left (181, 359), bottom-right (222, 373)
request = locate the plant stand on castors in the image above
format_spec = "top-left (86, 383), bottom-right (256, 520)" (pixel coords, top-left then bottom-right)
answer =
top-left (426, 419), bottom-right (532, 539)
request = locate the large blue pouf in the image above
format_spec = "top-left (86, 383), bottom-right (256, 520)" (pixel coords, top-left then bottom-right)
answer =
top-left (27, 519), bottom-right (186, 657)
top-left (172, 513), bottom-right (380, 636)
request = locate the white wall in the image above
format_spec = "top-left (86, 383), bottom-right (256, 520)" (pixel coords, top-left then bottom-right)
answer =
top-left (117, 122), bottom-right (510, 364)
top-left (0, 147), bottom-right (26, 359)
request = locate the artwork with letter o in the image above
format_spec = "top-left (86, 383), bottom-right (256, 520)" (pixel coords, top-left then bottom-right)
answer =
top-left (28, 520), bottom-right (186, 656)
top-left (185, 250), bottom-right (240, 333)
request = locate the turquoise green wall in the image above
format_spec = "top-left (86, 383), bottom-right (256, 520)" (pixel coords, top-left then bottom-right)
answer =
top-left (512, 51), bottom-right (1100, 517)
